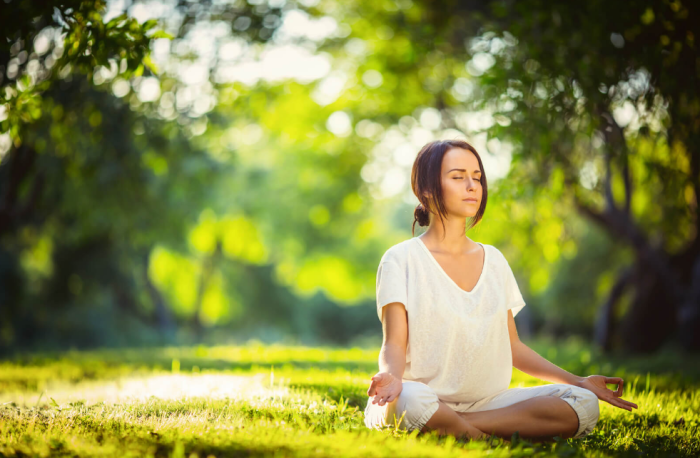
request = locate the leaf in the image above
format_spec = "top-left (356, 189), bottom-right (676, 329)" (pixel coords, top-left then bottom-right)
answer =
top-left (143, 19), bottom-right (159, 31)
top-left (143, 55), bottom-right (159, 76)
top-left (105, 13), bottom-right (128, 29)
top-left (149, 30), bottom-right (174, 40)
top-left (50, 397), bottom-right (59, 408)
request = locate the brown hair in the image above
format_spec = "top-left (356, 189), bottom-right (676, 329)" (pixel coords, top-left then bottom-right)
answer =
top-left (411, 139), bottom-right (488, 237)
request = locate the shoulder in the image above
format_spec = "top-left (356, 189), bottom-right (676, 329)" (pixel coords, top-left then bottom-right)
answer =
top-left (380, 238), bottom-right (416, 266)
top-left (484, 244), bottom-right (521, 281)
top-left (483, 243), bottom-right (509, 268)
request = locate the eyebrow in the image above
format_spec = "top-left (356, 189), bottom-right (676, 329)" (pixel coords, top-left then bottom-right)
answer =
top-left (447, 168), bottom-right (482, 174)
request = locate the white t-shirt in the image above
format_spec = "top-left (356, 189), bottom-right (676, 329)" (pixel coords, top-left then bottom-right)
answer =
top-left (375, 237), bottom-right (526, 403)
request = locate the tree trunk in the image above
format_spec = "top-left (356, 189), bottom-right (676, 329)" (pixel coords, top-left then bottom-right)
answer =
top-left (582, 203), bottom-right (700, 353)
top-left (617, 262), bottom-right (678, 353)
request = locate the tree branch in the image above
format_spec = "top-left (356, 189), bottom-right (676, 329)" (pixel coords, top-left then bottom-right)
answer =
top-left (572, 192), bottom-right (685, 303)
top-left (598, 107), bottom-right (632, 215)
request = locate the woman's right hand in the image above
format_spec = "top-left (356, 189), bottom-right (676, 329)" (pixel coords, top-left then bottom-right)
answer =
top-left (367, 371), bottom-right (403, 406)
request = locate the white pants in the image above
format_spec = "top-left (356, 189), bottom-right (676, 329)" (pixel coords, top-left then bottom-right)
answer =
top-left (364, 381), bottom-right (600, 439)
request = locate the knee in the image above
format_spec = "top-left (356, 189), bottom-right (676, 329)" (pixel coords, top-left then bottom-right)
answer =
top-left (566, 386), bottom-right (600, 437)
top-left (573, 386), bottom-right (600, 421)
top-left (389, 381), bottom-right (439, 430)
top-left (548, 384), bottom-right (599, 421)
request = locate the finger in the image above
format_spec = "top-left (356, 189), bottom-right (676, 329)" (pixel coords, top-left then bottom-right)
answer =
top-left (608, 378), bottom-right (624, 397)
top-left (603, 396), bottom-right (623, 409)
top-left (607, 397), bottom-right (632, 412)
top-left (605, 377), bottom-right (623, 393)
top-left (619, 401), bottom-right (637, 410)
top-left (609, 398), bottom-right (632, 410)
top-left (617, 397), bottom-right (638, 409)
top-left (615, 379), bottom-right (625, 398)
top-left (367, 380), bottom-right (377, 396)
top-left (608, 399), bottom-right (630, 412)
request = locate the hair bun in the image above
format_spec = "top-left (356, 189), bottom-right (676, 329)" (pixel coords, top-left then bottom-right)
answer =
top-left (414, 203), bottom-right (430, 227)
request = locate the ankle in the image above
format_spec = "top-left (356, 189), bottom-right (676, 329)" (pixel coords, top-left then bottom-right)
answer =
top-left (454, 419), bottom-right (485, 440)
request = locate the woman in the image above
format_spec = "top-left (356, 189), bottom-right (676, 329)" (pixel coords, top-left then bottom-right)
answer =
top-left (363, 139), bottom-right (638, 441)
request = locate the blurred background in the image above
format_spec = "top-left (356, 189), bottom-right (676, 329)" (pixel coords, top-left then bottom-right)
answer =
top-left (1, 0), bottom-right (698, 357)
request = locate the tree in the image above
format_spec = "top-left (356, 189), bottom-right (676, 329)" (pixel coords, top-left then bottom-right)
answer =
top-left (0, 0), bottom-right (355, 350)
top-left (404, 0), bottom-right (699, 352)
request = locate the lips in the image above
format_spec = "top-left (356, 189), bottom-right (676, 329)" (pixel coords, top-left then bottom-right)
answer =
top-left (463, 199), bottom-right (477, 202)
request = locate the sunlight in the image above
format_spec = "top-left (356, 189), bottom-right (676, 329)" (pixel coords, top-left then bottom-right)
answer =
top-left (2, 373), bottom-right (289, 406)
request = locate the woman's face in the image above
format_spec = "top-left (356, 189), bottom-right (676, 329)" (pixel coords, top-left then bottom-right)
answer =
top-left (439, 147), bottom-right (483, 219)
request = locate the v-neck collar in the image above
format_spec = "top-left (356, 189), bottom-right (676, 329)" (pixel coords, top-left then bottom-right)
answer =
top-left (415, 237), bottom-right (488, 295)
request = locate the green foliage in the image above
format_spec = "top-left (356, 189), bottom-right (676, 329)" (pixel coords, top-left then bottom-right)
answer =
top-left (0, 1), bottom-right (164, 142)
top-left (1, 0), bottom-right (697, 353)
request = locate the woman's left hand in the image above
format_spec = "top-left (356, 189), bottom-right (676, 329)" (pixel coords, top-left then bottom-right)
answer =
top-left (578, 375), bottom-right (639, 411)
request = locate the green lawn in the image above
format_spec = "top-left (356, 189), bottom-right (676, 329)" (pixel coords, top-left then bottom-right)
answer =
top-left (0, 339), bottom-right (698, 457)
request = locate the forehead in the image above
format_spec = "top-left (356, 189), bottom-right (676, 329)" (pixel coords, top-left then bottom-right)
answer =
top-left (441, 147), bottom-right (481, 172)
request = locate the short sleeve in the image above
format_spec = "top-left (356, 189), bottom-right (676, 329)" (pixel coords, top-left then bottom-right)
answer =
top-left (375, 260), bottom-right (408, 322)
top-left (503, 257), bottom-right (526, 317)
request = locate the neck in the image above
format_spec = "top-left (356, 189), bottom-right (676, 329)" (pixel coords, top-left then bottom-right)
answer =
top-left (419, 215), bottom-right (475, 254)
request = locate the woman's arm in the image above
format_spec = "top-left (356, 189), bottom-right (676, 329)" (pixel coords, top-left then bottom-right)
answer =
top-left (366, 302), bottom-right (408, 406)
top-left (506, 309), bottom-right (583, 385)
top-left (507, 310), bottom-right (639, 411)
top-left (378, 302), bottom-right (408, 379)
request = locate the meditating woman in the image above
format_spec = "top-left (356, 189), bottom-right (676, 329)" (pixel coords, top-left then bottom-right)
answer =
top-left (363, 139), bottom-right (638, 441)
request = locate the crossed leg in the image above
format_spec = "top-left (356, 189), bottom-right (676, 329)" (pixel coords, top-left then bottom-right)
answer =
top-left (421, 396), bottom-right (578, 441)
top-left (419, 401), bottom-right (486, 440)
top-left (365, 381), bottom-right (597, 441)
top-left (459, 396), bottom-right (578, 440)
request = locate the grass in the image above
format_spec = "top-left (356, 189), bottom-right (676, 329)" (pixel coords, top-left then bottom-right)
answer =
top-left (0, 338), bottom-right (698, 457)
